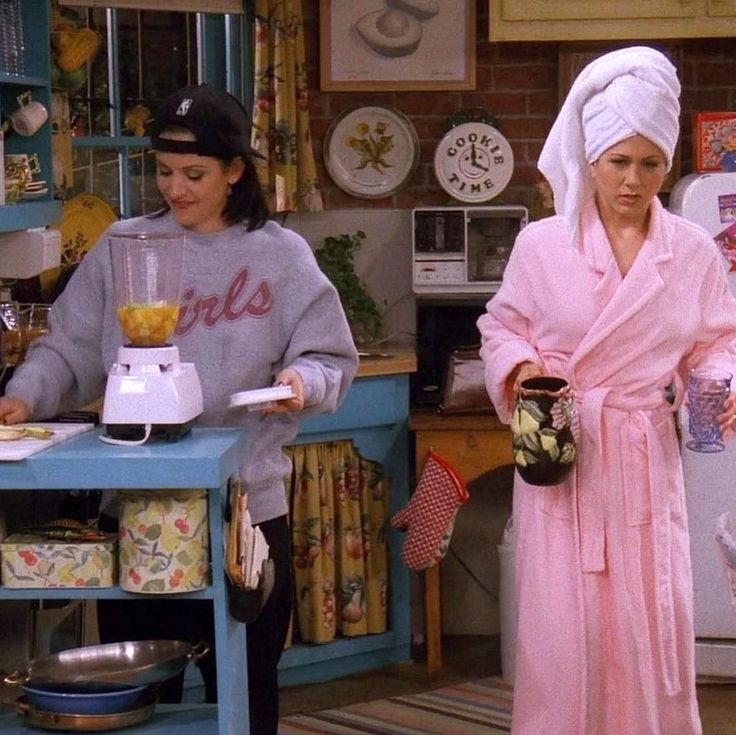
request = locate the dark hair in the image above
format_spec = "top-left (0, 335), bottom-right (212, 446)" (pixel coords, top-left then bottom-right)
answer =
top-left (151, 124), bottom-right (270, 231)
top-left (150, 84), bottom-right (270, 231)
top-left (224, 155), bottom-right (270, 230)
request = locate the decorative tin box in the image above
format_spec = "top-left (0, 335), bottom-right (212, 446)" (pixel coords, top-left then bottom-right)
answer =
top-left (118, 489), bottom-right (210, 593)
top-left (694, 112), bottom-right (736, 172)
top-left (0, 533), bottom-right (118, 588)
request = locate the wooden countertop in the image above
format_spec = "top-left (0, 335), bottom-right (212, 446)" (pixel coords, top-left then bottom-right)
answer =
top-left (356, 346), bottom-right (417, 378)
top-left (410, 407), bottom-right (508, 432)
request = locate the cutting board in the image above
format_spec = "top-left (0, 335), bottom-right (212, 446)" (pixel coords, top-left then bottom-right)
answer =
top-left (0, 423), bottom-right (95, 461)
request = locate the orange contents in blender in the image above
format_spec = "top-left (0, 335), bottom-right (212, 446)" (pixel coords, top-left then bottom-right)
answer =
top-left (117, 303), bottom-right (180, 346)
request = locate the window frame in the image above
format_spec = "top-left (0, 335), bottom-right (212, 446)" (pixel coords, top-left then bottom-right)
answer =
top-left (70, 6), bottom-right (252, 219)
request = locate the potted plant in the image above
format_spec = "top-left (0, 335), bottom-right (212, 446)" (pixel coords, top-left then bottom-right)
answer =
top-left (314, 230), bottom-right (382, 346)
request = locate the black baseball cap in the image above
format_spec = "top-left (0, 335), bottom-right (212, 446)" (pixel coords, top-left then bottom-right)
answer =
top-left (150, 84), bottom-right (259, 159)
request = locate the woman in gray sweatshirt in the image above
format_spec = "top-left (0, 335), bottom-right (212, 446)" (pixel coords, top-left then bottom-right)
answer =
top-left (0, 83), bottom-right (358, 735)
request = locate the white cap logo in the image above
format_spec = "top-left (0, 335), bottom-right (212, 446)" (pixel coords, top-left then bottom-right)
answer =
top-left (176, 98), bottom-right (193, 116)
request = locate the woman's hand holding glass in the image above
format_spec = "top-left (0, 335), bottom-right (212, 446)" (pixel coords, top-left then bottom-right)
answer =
top-left (718, 393), bottom-right (736, 441)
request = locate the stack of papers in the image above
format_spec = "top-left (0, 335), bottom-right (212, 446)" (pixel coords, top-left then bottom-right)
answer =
top-left (226, 492), bottom-right (269, 590)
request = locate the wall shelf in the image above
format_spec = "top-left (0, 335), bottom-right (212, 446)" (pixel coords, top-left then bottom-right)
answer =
top-left (0, 1), bottom-right (59, 236)
top-left (0, 200), bottom-right (62, 234)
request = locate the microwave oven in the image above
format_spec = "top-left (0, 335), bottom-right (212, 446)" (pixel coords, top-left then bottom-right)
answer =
top-left (412, 205), bottom-right (528, 296)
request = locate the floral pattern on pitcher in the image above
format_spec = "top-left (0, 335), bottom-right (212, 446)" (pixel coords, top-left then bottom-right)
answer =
top-left (512, 377), bottom-right (578, 486)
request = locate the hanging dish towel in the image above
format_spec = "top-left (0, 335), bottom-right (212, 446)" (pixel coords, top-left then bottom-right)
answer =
top-left (391, 450), bottom-right (469, 571)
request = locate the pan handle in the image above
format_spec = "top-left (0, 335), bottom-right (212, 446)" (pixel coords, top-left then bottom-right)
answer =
top-left (3, 670), bottom-right (29, 687)
top-left (13, 699), bottom-right (29, 715)
top-left (189, 641), bottom-right (210, 661)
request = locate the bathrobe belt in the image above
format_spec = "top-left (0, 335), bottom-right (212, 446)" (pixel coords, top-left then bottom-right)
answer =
top-left (576, 386), bottom-right (681, 695)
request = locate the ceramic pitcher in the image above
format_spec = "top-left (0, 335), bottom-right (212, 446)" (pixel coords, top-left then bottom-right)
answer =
top-left (511, 376), bottom-right (577, 486)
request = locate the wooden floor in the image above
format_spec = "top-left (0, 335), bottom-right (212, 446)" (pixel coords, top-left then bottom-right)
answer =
top-left (279, 635), bottom-right (736, 734)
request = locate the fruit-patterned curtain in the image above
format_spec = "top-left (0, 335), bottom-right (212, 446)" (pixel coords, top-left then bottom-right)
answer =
top-left (286, 440), bottom-right (389, 644)
top-left (251, 0), bottom-right (323, 213)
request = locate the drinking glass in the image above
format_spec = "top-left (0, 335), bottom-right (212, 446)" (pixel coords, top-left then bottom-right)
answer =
top-left (0, 300), bottom-right (23, 366)
top-left (24, 303), bottom-right (50, 348)
top-left (686, 367), bottom-right (732, 453)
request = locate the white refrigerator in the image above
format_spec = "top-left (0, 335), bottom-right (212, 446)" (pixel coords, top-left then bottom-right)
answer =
top-left (670, 171), bottom-right (736, 679)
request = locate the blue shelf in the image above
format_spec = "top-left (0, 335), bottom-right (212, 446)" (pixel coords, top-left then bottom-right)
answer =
top-left (0, 428), bottom-right (246, 490)
top-left (280, 633), bottom-right (411, 687)
top-left (0, 200), bottom-right (62, 233)
top-left (0, 428), bottom-right (248, 735)
top-left (0, 587), bottom-right (214, 601)
top-left (73, 135), bottom-right (151, 149)
top-left (0, 74), bottom-right (48, 87)
top-left (0, 0), bottom-right (58, 236)
top-left (0, 703), bottom-right (219, 735)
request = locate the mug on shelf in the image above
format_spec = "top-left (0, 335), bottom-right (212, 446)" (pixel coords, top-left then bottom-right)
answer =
top-left (9, 92), bottom-right (49, 137)
top-left (5, 152), bottom-right (41, 185)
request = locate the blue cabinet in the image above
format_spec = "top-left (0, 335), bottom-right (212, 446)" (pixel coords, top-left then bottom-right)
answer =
top-left (0, 428), bottom-right (248, 735)
top-left (0, 372), bottom-right (414, 726)
top-left (0, 0), bottom-right (62, 232)
top-left (279, 372), bottom-right (413, 686)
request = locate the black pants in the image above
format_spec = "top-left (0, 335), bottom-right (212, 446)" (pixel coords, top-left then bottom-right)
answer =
top-left (97, 514), bottom-right (293, 734)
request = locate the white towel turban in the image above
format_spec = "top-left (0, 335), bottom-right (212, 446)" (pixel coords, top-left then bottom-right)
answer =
top-left (538, 46), bottom-right (681, 244)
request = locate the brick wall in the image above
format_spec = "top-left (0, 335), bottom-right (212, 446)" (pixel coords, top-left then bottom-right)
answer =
top-left (303, 3), bottom-right (736, 212)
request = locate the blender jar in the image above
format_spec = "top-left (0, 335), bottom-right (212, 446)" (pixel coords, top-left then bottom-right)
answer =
top-left (110, 233), bottom-right (184, 347)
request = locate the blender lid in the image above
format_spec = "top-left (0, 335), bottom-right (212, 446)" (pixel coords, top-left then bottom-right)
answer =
top-left (228, 386), bottom-right (295, 410)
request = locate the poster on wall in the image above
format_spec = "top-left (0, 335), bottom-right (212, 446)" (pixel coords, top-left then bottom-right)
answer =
top-left (320, 0), bottom-right (476, 92)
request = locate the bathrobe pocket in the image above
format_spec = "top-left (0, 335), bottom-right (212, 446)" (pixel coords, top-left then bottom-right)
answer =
top-left (623, 421), bottom-right (651, 526)
top-left (622, 413), bottom-right (681, 526)
top-left (539, 478), bottom-right (574, 521)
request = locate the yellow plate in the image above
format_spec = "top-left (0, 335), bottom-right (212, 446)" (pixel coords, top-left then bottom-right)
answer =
top-left (40, 193), bottom-right (118, 296)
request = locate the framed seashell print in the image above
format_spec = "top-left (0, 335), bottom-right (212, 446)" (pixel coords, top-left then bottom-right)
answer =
top-left (319, 0), bottom-right (476, 91)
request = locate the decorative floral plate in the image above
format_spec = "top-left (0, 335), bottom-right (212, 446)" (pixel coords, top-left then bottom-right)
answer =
top-left (41, 193), bottom-right (118, 296)
top-left (59, 193), bottom-right (117, 265)
top-left (324, 106), bottom-right (419, 199)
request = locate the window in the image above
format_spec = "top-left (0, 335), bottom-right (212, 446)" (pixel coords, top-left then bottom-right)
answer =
top-left (60, 4), bottom-right (248, 218)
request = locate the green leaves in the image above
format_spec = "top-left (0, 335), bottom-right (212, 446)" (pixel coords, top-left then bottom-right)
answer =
top-left (314, 230), bottom-right (382, 345)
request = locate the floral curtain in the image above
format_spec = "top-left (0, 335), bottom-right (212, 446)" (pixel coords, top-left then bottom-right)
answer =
top-left (251, 0), bottom-right (323, 213)
top-left (286, 440), bottom-right (389, 644)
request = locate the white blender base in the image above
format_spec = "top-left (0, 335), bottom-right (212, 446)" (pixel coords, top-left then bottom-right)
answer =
top-left (102, 345), bottom-right (203, 439)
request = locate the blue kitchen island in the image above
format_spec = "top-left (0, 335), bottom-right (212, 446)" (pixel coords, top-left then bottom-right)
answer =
top-left (0, 351), bottom-right (416, 730)
top-left (0, 428), bottom-right (246, 735)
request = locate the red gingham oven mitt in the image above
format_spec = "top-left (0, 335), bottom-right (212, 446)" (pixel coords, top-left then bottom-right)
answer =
top-left (391, 450), bottom-right (469, 571)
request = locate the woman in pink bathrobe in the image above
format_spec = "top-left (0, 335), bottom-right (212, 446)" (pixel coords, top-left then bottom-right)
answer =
top-left (478, 47), bottom-right (736, 735)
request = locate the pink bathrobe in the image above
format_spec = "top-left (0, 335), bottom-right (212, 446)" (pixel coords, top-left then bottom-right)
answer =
top-left (478, 198), bottom-right (736, 735)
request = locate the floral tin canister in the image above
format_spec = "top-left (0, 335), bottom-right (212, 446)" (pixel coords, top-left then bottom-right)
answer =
top-left (118, 489), bottom-right (209, 593)
top-left (1, 533), bottom-right (117, 588)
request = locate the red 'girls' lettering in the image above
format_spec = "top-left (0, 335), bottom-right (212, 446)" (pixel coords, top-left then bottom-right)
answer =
top-left (176, 267), bottom-right (272, 335)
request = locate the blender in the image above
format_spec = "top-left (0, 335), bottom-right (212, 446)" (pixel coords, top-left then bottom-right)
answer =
top-left (101, 233), bottom-right (203, 444)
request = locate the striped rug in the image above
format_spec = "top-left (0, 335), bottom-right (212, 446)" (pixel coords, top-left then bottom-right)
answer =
top-left (278, 677), bottom-right (513, 734)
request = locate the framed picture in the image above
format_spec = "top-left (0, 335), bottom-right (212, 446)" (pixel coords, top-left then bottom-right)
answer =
top-left (693, 112), bottom-right (736, 173)
top-left (320, 0), bottom-right (476, 92)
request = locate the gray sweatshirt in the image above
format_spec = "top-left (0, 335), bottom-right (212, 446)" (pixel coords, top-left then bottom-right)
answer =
top-left (7, 212), bottom-right (359, 524)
